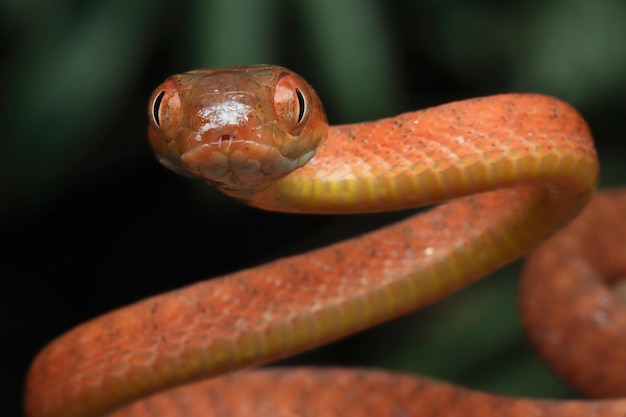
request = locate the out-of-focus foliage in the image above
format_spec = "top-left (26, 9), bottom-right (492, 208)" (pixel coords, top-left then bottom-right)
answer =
top-left (1, 0), bottom-right (625, 416)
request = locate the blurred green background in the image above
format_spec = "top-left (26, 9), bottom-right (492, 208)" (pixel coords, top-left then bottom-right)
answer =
top-left (1, 0), bottom-right (625, 416)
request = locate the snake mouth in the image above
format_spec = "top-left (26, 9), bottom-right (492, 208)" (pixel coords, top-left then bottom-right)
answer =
top-left (215, 134), bottom-right (238, 151)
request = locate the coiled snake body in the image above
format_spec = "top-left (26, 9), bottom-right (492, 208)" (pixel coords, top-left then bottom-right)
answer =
top-left (25, 66), bottom-right (626, 417)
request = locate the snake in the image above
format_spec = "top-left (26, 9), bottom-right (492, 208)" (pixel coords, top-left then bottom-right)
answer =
top-left (25, 65), bottom-right (626, 416)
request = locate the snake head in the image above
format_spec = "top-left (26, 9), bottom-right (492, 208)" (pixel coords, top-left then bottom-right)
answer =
top-left (148, 65), bottom-right (328, 195)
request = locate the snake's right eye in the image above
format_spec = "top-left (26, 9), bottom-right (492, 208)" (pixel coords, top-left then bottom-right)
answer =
top-left (152, 91), bottom-right (166, 127)
top-left (148, 78), bottom-right (182, 142)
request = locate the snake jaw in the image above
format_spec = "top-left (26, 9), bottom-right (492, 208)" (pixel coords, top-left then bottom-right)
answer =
top-left (179, 135), bottom-right (315, 192)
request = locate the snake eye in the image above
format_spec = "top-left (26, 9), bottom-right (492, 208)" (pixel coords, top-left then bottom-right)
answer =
top-left (148, 78), bottom-right (181, 143)
top-left (152, 91), bottom-right (166, 126)
top-left (295, 88), bottom-right (305, 123)
top-left (274, 73), bottom-right (311, 135)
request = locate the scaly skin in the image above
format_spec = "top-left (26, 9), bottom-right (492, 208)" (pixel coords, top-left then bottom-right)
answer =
top-left (25, 66), bottom-right (626, 417)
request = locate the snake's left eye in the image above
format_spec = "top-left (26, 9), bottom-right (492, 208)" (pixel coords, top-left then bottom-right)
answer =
top-left (295, 88), bottom-right (306, 123)
top-left (152, 91), bottom-right (166, 126)
top-left (274, 73), bottom-right (311, 135)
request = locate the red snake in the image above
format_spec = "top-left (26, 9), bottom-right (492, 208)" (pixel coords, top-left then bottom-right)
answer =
top-left (25, 65), bottom-right (626, 416)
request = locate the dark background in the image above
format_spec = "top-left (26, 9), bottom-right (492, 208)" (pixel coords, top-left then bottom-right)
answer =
top-left (2, 1), bottom-right (625, 416)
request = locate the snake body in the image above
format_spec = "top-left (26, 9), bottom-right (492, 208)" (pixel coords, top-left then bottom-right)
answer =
top-left (25, 66), bottom-right (626, 417)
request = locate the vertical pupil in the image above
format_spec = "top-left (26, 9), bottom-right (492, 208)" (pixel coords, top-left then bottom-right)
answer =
top-left (153, 91), bottom-right (166, 126)
top-left (295, 88), bottom-right (305, 123)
